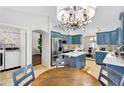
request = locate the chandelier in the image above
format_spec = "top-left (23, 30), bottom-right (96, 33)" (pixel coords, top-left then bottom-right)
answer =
top-left (57, 6), bottom-right (96, 30)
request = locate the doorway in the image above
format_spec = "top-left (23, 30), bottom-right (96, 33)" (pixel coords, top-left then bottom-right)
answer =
top-left (32, 31), bottom-right (42, 66)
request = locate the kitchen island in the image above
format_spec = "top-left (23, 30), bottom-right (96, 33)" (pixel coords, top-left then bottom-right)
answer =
top-left (63, 51), bottom-right (86, 69)
top-left (103, 52), bottom-right (124, 75)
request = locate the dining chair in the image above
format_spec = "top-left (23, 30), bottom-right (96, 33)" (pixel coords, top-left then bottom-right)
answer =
top-left (12, 64), bottom-right (35, 86)
top-left (98, 65), bottom-right (124, 86)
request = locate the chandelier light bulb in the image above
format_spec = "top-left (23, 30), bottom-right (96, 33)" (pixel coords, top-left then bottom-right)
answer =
top-left (57, 6), bottom-right (96, 30)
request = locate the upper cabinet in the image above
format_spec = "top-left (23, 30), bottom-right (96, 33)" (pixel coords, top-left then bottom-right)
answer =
top-left (66, 35), bottom-right (82, 44)
top-left (51, 31), bottom-right (61, 38)
top-left (104, 32), bottom-right (111, 44)
top-left (66, 35), bottom-right (72, 44)
top-left (97, 28), bottom-right (121, 45)
top-left (117, 28), bottom-right (122, 44)
top-left (72, 35), bottom-right (82, 44)
top-left (119, 12), bottom-right (124, 44)
top-left (111, 30), bottom-right (118, 45)
top-left (51, 31), bottom-right (82, 44)
top-left (97, 33), bottom-right (104, 45)
top-left (97, 32), bottom-right (111, 45)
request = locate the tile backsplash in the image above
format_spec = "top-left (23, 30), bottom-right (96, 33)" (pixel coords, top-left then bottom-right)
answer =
top-left (0, 24), bottom-right (21, 47)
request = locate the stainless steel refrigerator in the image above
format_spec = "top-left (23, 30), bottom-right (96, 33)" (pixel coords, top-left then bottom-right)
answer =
top-left (51, 38), bottom-right (62, 66)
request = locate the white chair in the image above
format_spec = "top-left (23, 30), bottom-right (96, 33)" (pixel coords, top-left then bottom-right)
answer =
top-left (56, 54), bottom-right (65, 68)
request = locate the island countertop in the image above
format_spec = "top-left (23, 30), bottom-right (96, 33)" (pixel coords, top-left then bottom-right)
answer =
top-left (103, 52), bottom-right (124, 67)
top-left (62, 51), bottom-right (86, 57)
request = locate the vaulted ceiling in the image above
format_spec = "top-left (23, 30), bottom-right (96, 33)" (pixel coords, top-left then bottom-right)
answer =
top-left (0, 6), bottom-right (124, 35)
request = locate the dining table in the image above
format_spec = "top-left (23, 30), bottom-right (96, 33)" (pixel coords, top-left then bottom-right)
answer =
top-left (32, 67), bottom-right (101, 86)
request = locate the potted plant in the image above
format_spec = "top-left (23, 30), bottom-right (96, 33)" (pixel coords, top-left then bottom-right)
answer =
top-left (38, 34), bottom-right (42, 54)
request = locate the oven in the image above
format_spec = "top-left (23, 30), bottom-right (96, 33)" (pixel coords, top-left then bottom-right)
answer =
top-left (0, 50), bottom-right (4, 71)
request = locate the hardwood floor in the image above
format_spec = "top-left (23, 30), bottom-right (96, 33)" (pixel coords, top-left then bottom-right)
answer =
top-left (32, 54), bottom-right (42, 66)
top-left (0, 59), bottom-right (100, 86)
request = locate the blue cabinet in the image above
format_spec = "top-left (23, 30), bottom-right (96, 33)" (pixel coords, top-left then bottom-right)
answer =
top-left (51, 31), bottom-right (61, 38)
top-left (51, 31), bottom-right (82, 44)
top-left (108, 65), bottom-right (124, 75)
top-left (95, 52), bottom-right (108, 65)
top-left (66, 35), bottom-right (82, 44)
top-left (119, 12), bottom-right (124, 44)
top-left (117, 28), bottom-right (122, 44)
top-left (64, 54), bottom-right (86, 69)
top-left (97, 33), bottom-right (104, 44)
top-left (104, 32), bottom-right (111, 44)
top-left (72, 35), bottom-right (82, 44)
top-left (66, 35), bottom-right (72, 44)
top-left (111, 30), bottom-right (118, 45)
top-left (97, 28), bottom-right (121, 45)
top-left (97, 32), bottom-right (111, 45)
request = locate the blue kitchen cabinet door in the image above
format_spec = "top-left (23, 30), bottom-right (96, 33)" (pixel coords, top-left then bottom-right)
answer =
top-left (97, 33), bottom-right (104, 44)
top-left (108, 65), bottom-right (124, 75)
top-left (75, 54), bottom-right (86, 68)
top-left (72, 35), bottom-right (82, 44)
top-left (97, 31), bottom-right (117, 45)
top-left (104, 32), bottom-right (111, 44)
top-left (111, 30), bottom-right (118, 45)
top-left (66, 35), bottom-right (72, 44)
top-left (95, 52), bottom-right (108, 65)
top-left (122, 21), bottom-right (124, 44)
top-left (66, 35), bottom-right (82, 44)
top-left (61, 34), bottom-right (67, 39)
top-left (51, 31), bottom-right (61, 38)
top-left (117, 28), bottom-right (122, 44)
top-left (65, 55), bottom-right (86, 69)
top-left (119, 12), bottom-right (124, 44)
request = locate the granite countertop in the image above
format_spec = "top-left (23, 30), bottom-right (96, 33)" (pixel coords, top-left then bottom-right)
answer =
top-left (103, 52), bottom-right (124, 67)
top-left (62, 51), bottom-right (86, 57)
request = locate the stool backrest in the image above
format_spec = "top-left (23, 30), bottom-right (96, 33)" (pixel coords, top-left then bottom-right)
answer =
top-left (98, 66), bottom-right (124, 86)
top-left (12, 64), bottom-right (35, 86)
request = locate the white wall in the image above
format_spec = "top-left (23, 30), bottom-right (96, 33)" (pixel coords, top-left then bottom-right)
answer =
top-left (0, 7), bottom-right (56, 67)
top-left (42, 31), bottom-right (51, 67)
top-left (0, 24), bottom-right (21, 47)
top-left (20, 30), bottom-right (27, 67)
top-left (0, 8), bottom-right (49, 31)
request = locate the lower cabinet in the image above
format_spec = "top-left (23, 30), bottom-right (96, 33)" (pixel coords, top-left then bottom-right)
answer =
top-left (64, 54), bottom-right (86, 69)
top-left (5, 50), bottom-right (21, 69)
top-left (108, 65), bottom-right (124, 75)
top-left (95, 52), bottom-right (108, 65)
